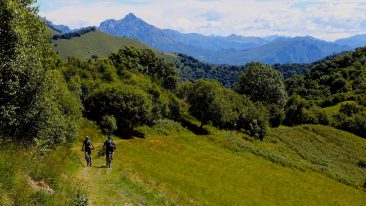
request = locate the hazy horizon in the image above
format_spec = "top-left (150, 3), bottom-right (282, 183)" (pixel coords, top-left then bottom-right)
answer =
top-left (38, 0), bottom-right (366, 41)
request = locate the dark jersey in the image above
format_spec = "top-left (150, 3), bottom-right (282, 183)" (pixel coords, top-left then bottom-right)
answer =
top-left (104, 139), bottom-right (116, 152)
top-left (83, 139), bottom-right (93, 154)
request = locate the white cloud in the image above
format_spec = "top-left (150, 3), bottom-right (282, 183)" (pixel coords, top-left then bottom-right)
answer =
top-left (38, 0), bottom-right (366, 40)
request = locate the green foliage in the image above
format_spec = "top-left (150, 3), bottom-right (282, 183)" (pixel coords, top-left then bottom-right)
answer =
top-left (168, 96), bottom-right (181, 121)
top-left (0, 146), bottom-right (83, 205)
top-left (339, 102), bottom-right (363, 116)
top-left (85, 83), bottom-right (153, 131)
top-left (176, 54), bottom-right (307, 88)
top-left (235, 62), bottom-right (287, 107)
top-left (285, 47), bottom-right (366, 138)
top-left (52, 26), bottom-right (96, 40)
top-left (237, 103), bottom-right (269, 140)
top-left (0, 0), bottom-right (81, 148)
top-left (100, 115), bottom-right (118, 134)
top-left (176, 53), bottom-right (245, 87)
top-left (266, 104), bottom-right (285, 127)
top-left (74, 190), bottom-right (89, 206)
top-left (187, 80), bottom-right (268, 139)
top-left (0, 0), bottom-right (48, 139)
top-left (32, 71), bottom-right (82, 150)
top-left (139, 119), bottom-right (189, 136)
top-left (51, 30), bottom-right (150, 60)
top-left (284, 95), bottom-right (329, 126)
top-left (110, 46), bottom-right (178, 90)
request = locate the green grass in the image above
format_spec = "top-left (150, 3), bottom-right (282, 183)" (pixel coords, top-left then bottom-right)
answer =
top-left (322, 101), bottom-right (356, 116)
top-left (65, 123), bottom-right (366, 205)
top-left (46, 26), bottom-right (61, 37)
top-left (2, 120), bottom-right (366, 205)
top-left (52, 31), bottom-right (150, 60)
top-left (0, 146), bottom-right (84, 206)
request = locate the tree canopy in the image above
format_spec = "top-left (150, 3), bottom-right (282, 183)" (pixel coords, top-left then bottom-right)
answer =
top-left (235, 62), bottom-right (288, 108)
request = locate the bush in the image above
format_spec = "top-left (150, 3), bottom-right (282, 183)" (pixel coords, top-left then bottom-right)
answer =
top-left (237, 104), bottom-right (269, 140)
top-left (267, 104), bottom-right (285, 127)
top-left (140, 119), bottom-right (188, 136)
top-left (33, 71), bottom-right (82, 150)
top-left (74, 190), bottom-right (88, 206)
top-left (100, 115), bottom-right (118, 134)
top-left (85, 83), bottom-right (153, 131)
top-left (339, 102), bottom-right (363, 116)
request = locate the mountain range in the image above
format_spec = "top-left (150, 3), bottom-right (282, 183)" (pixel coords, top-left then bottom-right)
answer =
top-left (49, 13), bottom-right (366, 65)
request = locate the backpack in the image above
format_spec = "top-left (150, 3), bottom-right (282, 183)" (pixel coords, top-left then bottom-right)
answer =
top-left (85, 139), bottom-right (92, 148)
top-left (107, 139), bottom-right (115, 149)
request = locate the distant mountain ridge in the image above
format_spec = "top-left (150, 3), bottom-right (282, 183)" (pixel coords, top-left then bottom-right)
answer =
top-left (335, 34), bottom-right (366, 49)
top-left (97, 13), bottom-right (357, 65)
top-left (41, 18), bottom-right (70, 33)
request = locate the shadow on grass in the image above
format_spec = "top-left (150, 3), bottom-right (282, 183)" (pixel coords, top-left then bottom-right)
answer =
top-left (180, 119), bottom-right (209, 135)
top-left (121, 130), bottom-right (145, 139)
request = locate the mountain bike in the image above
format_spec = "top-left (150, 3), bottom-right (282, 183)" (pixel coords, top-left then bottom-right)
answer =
top-left (85, 152), bottom-right (92, 167)
top-left (106, 151), bottom-right (113, 168)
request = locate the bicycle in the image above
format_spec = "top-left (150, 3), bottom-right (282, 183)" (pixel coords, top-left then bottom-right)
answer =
top-left (83, 148), bottom-right (94, 167)
top-left (85, 152), bottom-right (92, 167)
top-left (106, 151), bottom-right (113, 168)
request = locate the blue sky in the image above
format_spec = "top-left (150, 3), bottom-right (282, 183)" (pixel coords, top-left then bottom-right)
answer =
top-left (37, 0), bottom-right (366, 40)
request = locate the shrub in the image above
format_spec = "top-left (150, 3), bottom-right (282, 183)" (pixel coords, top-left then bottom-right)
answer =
top-left (339, 102), bottom-right (363, 116)
top-left (100, 115), bottom-right (118, 134)
top-left (267, 104), bottom-right (285, 127)
top-left (74, 190), bottom-right (88, 206)
top-left (85, 83), bottom-right (153, 131)
top-left (237, 103), bottom-right (269, 140)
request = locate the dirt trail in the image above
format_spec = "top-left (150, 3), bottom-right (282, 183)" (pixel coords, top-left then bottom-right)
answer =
top-left (73, 140), bottom-right (134, 206)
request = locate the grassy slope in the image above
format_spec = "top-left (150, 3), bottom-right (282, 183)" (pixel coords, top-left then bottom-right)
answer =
top-left (68, 124), bottom-right (366, 206)
top-left (52, 31), bottom-right (150, 60)
top-left (47, 26), bottom-right (61, 37)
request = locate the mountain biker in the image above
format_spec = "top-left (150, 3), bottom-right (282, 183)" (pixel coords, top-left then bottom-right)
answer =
top-left (103, 135), bottom-right (116, 162)
top-left (82, 136), bottom-right (95, 165)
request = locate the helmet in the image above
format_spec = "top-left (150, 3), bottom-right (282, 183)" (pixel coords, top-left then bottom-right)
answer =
top-left (85, 136), bottom-right (90, 139)
top-left (108, 135), bottom-right (112, 139)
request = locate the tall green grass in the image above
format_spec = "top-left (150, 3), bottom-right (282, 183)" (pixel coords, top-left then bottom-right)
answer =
top-left (0, 145), bottom-right (87, 205)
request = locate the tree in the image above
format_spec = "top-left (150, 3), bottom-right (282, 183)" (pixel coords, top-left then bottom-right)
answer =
top-left (85, 83), bottom-right (153, 131)
top-left (109, 46), bottom-right (178, 90)
top-left (187, 80), bottom-right (222, 128)
top-left (187, 79), bottom-right (269, 138)
top-left (0, 0), bottom-right (49, 140)
top-left (0, 1), bottom-right (81, 149)
top-left (235, 62), bottom-right (287, 108)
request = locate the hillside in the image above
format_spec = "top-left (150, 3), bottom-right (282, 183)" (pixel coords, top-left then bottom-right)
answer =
top-left (3, 123), bottom-right (366, 205)
top-left (70, 124), bottom-right (366, 205)
top-left (52, 30), bottom-right (150, 60)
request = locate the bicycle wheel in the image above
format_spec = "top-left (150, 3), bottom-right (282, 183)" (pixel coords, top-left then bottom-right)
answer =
top-left (85, 153), bottom-right (91, 167)
top-left (107, 153), bottom-right (112, 168)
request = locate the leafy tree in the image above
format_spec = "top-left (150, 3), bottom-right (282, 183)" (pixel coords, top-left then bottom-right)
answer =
top-left (235, 62), bottom-right (287, 107)
top-left (187, 80), bottom-right (268, 139)
top-left (187, 80), bottom-right (221, 128)
top-left (33, 71), bottom-right (82, 149)
top-left (0, 0), bottom-right (81, 147)
top-left (109, 46), bottom-right (178, 90)
top-left (85, 83), bottom-right (153, 131)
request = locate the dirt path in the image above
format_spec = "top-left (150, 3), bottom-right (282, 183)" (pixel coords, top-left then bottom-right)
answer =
top-left (73, 140), bottom-right (134, 206)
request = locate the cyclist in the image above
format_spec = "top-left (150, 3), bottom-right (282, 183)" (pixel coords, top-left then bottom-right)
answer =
top-left (82, 136), bottom-right (95, 166)
top-left (103, 135), bottom-right (116, 163)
